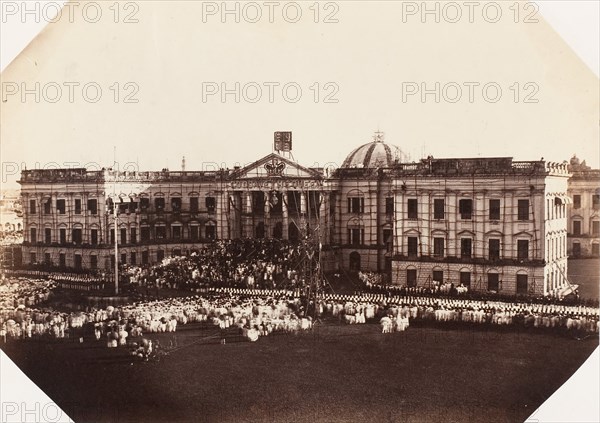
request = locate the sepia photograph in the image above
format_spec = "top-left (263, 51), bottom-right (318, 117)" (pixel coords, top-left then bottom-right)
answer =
top-left (1, 1), bottom-right (599, 422)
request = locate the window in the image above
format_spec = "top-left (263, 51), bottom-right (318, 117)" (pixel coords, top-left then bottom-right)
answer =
top-left (140, 198), bottom-right (150, 211)
top-left (348, 197), bottom-right (364, 214)
top-left (30, 227), bottom-right (37, 243)
top-left (90, 255), bottom-right (98, 270)
top-left (155, 198), bottom-right (165, 211)
top-left (489, 199), bottom-right (500, 220)
top-left (407, 237), bottom-right (418, 257)
top-left (459, 199), bottom-right (472, 220)
top-left (573, 242), bottom-right (581, 257)
top-left (56, 199), bottom-right (66, 214)
top-left (593, 194), bottom-right (600, 210)
top-left (433, 237), bottom-right (444, 257)
top-left (59, 253), bottom-right (66, 268)
top-left (74, 199), bottom-right (81, 214)
top-left (592, 221), bottom-right (600, 236)
top-left (592, 243), bottom-right (599, 256)
top-left (120, 253), bottom-right (127, 265)
top-left (252, 192), bottom-right (265, 214)
top-left (433, 199), bottom-right (445, 220)
top-left (517, 240), bottom-right (529, 260)
top-left (205, 222), bottom-right (216, 240)
top-left (407, 269), bottom-right (417, 287)
top-left (74, 254), bottom-right (82, 270)
top-left (461, 238), bottom-right (472, 258)
top-left (517, 200), bottom-right (529, 221)
top-left (91, 229), bottom-right (98, 245)
top-left (110, 230), bottom-right (115, 245)
top-left (44, 199), bottom-right (51, 214)
top-left (29, 199), bottom-right (36, 214)
top-left (130, 228), bottom-right (137, 244)
top-left (44, 253), bottom-right (52, 266)
top-left (432, 270), bottom-right (443, 283)
top-left (156, 226), bottom-right (166, 239)
top-left (516, 274), bottom-right (528, 294)
top-left (157, 250), bottom-right (165, 262)
top-left (489, 239), bottom-right (500, 261)
top-left (30, 252), bottom-right (36, 264)
top-left (141, 251), bottom-right (149, 265)
top-left (573, 195), bottom-right (581, 209)
top-left (407, 199), bottom-right (418, 219)
top-left (460, 271), bottom-right (471, 287)
top-left (130, 252), bottom-right (137, 265)
top-left (141, 227), bottom-right (150, 242)
top-left (119, 203), bottom-right (129, 214)
top-left (487, 273), bottom-right (499, 292)
top-left (383, 229), bottom-right (393, 252)
top-left (129, 202), bottom-right (138, 213)
top-left (171, 197), bottom-right (182, 212)
top-left (206, 197), bottom-right (216, 213)
top-left (190, 226), bottom-right (199, 241)
top-left (59, 228), bottom-right (67, 244)
top-left (45, 228), bottom-right (51, 244)
top-left (72, 229), bottom-right (82, 245)
top-left (120, 228), bottom-right (127, 244)
top-left (87, 199), bottom-right (97, 214)
top-left (385, 197), bottom-right (394, 215)
top-left (348, 228), bottom-right (363, 245)
top-left (172, 225), bottom-right (182, 239)
top-left (190, 197), bottom-right (199, 213)
top-left (573, 220), bottom-right (582, 235)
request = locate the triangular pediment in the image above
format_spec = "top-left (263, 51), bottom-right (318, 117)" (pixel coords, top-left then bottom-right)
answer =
top-left (232, 153), bottom-right (323, 180)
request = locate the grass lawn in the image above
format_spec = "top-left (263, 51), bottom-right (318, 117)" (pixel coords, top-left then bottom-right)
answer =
top-left (2, 321), bottom-right (597, 423)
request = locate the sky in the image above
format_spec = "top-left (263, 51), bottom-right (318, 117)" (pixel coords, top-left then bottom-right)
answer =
top-left (1, 0), bottom-right (599, 189)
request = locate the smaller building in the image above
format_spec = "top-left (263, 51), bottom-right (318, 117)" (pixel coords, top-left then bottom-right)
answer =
top-left (567, 156), bottom-right (600, 257)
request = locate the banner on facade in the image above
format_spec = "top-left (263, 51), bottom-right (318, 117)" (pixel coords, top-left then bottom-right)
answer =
top-left (274, 132), bottom-right (292, 152)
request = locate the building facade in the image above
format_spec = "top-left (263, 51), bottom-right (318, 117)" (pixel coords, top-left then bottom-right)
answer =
top-left (567, 156), bottom-right (600, 257)
top-left (18, 134), bottom-right (572, 296)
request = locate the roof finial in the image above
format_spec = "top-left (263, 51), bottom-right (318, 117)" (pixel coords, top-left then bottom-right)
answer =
top-left (373, 129), bottom-right (385, 143)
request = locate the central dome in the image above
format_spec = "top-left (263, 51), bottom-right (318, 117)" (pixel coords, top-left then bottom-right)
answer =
top-left (342, 132), bottom-right (409, 168)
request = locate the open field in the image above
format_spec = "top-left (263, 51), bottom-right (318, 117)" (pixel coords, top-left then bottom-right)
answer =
top-left (2, 320), bottom-right (597, 423)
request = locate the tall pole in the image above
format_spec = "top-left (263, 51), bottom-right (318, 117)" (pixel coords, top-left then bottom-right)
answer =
top-left (114, 200), bottom-right (119, 295)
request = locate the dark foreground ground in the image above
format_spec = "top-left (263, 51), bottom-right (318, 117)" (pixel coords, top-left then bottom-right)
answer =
top-left (2, 320), bottom-right (598, 423)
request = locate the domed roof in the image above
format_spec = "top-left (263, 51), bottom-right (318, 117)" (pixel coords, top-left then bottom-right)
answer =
top-left (342, 132), bottom-right (409, 168)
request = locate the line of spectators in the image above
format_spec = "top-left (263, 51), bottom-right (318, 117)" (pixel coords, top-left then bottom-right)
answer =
top-left (317, 292), bottom-right (600, 334)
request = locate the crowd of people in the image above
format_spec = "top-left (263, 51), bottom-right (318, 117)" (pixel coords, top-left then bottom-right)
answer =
top-left (317, 292), bottom-right (600, 335)
top-left (0, 287), bottom-right (314, 345)
top-left (125, 239), bottom-right (315, 292)
top-left (359, 271), bottom-right (469, 297)
top-left (0, 229), bottom-right (23, 246)
top-left (0, 239), bottom-right (598, 348)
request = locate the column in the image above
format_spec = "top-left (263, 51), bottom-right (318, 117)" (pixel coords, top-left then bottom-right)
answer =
top-left (264, 191), bottom-right (270, 238)
top-left (282, 191), bottom-right (289, 240)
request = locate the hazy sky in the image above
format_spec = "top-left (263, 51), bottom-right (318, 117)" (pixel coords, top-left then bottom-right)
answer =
top-left (1, 1), bottom-right (599, 189)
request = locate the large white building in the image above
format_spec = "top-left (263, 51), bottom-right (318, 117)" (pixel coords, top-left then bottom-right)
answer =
top-left (18, 133), bottom-right (572, 296)
top-left (567, 156), bottom-right (600, 257)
